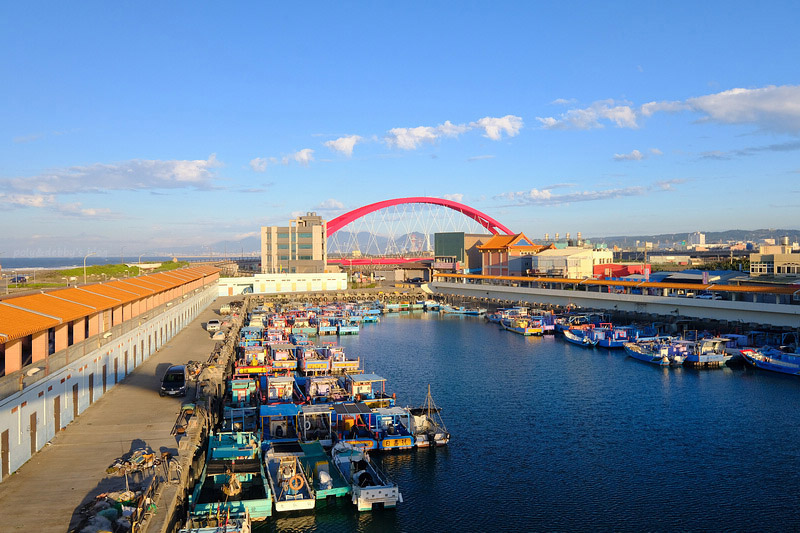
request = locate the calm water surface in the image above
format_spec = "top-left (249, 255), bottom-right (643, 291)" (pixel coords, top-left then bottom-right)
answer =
top-left (258, 312), bottom-right (800, 532)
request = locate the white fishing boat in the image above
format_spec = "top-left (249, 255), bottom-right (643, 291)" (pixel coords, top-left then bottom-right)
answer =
top-left (408, 385), bottom-right (450, 447)
top-left (331, 442), bottom-right (402, 511)
top-left (264, 453), bottom-right (315, 512)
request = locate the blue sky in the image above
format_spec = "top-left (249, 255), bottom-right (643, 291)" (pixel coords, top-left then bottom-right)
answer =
top-left (2, 2), bottom-right (799, 256)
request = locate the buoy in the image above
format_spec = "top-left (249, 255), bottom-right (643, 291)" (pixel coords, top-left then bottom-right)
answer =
top-left (288, 474), bottom-right (304, 491)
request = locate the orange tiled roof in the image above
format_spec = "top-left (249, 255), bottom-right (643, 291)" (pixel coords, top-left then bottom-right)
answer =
top-left (0, 265), bottom-right (220, 344)
top-left (477, 232), bottom-right (545, 252)
top-left (2, 293), bottom-right (96, 324)
top-left (77, 284), bottom-right (139, 305)
top-left (46, 287), bottom-right (120, 312)
top-left (0, 302), bottom-right (61, 343)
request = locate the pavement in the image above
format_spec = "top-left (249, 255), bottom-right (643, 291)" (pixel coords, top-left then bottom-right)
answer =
top-left (0, 294), bottom-right (240, 532)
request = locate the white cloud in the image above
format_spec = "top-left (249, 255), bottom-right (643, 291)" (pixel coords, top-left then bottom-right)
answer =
top-left (284, 148), bottom-right (314, 166)
top-left (437, 120), bottom-right (471, 138)
top-left (384, 115), bottom-right (521, 150)
top-left (2, 154), bottom-right (222, 196)
top-left (499, 186), bottom-right (646, 205)
top-left (551, 98), bottom-right (577, 106)
top-left (471, 115), bottom-right (524, 140)
top-left (686, 85), bottom-right (800, 133)
top-left (1, 193), bottom-right (55, 208)
top-left (315, 198), bottom-right (345, 210)
top-left (324, 135), bottom-right (362, 157)
top-left (442, 193), bottom-right (464, 202)
top-left (613, 149), bottom-right (644, 161)
top-left (650, 148), bottom-right (663, 156)
top-left (641, 85), bottom-right (800, 134)
top-left (467, 155), bottom-right (496, 162)
top-left (385, 126), bottom-right (441, 150)
top-left (250, 157), bottom-right (268, 172)
top-left (640, 100), bottom-right (688, 117)
top-left (536, 100), bottom-right (638, 130)
top-left (497, 179), bottom-right (684, 206)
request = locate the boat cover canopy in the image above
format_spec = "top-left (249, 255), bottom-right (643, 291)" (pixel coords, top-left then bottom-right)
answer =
top-left (270, 343), bottom-right (296, 351)
top-left (333, 402), bottom-right (373, 416)
top-left (301, 404), bottom-right (335, 415)
top-left (346, 373), bottom-right (386, 383)
top-left (260, 404), bottom-right (300, 417)
top-left (269, 376), bottom-right (295, 384)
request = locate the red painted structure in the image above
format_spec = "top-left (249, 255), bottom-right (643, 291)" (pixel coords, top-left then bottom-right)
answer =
top-left (326, 196), bottom-right (514, 236)
top-left (329, 257), bottom-right (431, 266)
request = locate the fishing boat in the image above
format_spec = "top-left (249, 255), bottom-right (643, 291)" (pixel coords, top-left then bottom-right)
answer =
top-left (297, 441), bottom-right (351, 503)
top-left (588, 324), bottom-right (637, 349)
top-left (408, 385), bottom-right (450, 447)
top-left (562, 328), bottom-right (597, 347)
top-left (423, 300), bottom-right (440, 311)
top-left (298, 404), bottom-right (335, 447)
top-left (502, 316), bottom-right (544, 336)
top-left (264, 451), bottom-right (316, 512)
top-left (741, 345), bottom-right (800, 375)
top-left (371, 407), bottom-right (414, 451)
top-left (623, 336), bottom-right (683, 366)
top-left (332, 402), bottom-right (377, 451)
top-left (683, 338), bottom-right (734, 368)
top-left (187, 432), bottom-right (272, 521)
top-left (180, 511), bottom-right (252, 532)
top-left (331, 442), bottom-right (402, 511)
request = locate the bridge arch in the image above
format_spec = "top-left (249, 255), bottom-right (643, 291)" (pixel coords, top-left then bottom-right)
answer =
top-left (326, 196), bottom-right (514, 236)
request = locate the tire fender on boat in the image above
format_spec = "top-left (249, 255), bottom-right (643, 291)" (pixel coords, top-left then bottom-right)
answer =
top-left (304, 420), bottom-right (312, 431)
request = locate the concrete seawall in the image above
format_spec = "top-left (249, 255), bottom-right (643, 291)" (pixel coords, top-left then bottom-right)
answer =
top-left (430, 281), bottom-right (800, 330)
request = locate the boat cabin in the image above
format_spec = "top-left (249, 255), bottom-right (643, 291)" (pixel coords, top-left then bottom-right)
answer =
top-left (266, 375), bottom-right (296, 403)
top-left (269, 343), bottom-right (298, 371)
top-left (299, 404), bottom-right (335, 446)
top-left (261, 403), bottom-right (301, 443)
top-left (332, 402), bottom-right (377, 450)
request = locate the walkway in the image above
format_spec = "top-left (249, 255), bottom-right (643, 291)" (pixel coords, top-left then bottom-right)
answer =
top-left (0, 295), bottom-right (237, 532)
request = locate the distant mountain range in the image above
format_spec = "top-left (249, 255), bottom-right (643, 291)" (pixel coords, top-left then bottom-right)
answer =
top-left (162, 228), bottom-right (800, 257)
top-left (588, 229), bottom-right (800, 248)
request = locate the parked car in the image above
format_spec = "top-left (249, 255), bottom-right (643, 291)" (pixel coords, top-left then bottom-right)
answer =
top-left (10, 275), bottom-right (28, 283)
top-left (408, 277), bottom-right (424, 283)
top-left (374, 275), bottom-right (386, 281)
top-left (160, 365), bottom-right (187, 397)
top-left (696, 292), bottom-right (722, 300)
top-left (206, 319), bottom-right (221, 332)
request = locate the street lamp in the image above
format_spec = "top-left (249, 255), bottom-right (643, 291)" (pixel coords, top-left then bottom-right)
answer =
top-left (83, 252), bottom-right (97, 284)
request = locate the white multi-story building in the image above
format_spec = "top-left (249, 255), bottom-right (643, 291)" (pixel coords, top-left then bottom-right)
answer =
top-left (261, 212), bottom-right (327, 274)
top-left (689, 232), bottom-right (706, 246)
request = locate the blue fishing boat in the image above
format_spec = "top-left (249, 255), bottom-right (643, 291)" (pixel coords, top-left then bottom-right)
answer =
top-left (741, 345), bottom-right (800, 375)
top-left (562, 328), bottom-right (597, 347)
top-left (623, 336), bottom-right (684, 366)
top-left (332, 402), bottom-right (378, 451)
top-left (589, 324), bottom-right (638, 349)
top-left (187, 432), bottom-right (272, 521)
top-left (371, 407), bottom-right (414, 451)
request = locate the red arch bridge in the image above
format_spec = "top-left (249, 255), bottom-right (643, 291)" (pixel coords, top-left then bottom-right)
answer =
top-left (326, 196), bottom-right (514, 264)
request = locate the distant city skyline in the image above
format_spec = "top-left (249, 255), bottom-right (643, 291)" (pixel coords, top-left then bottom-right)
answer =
top-left (2, 2), bottom-right (799, 255)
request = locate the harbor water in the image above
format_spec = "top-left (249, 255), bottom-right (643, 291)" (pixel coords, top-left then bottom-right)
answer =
top-left (259, 312), bottom-right (800, 532)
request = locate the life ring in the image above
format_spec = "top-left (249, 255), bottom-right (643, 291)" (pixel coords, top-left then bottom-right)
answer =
top-left (288, 474), bottom-right (304, 491)
top-left (304, 420), bottom-right (312, 431)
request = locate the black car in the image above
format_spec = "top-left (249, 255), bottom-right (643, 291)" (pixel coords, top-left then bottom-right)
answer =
top-left (160, 365), bottom-right (187, 397)
top-left (408, 277), bottom-right (424, 283)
